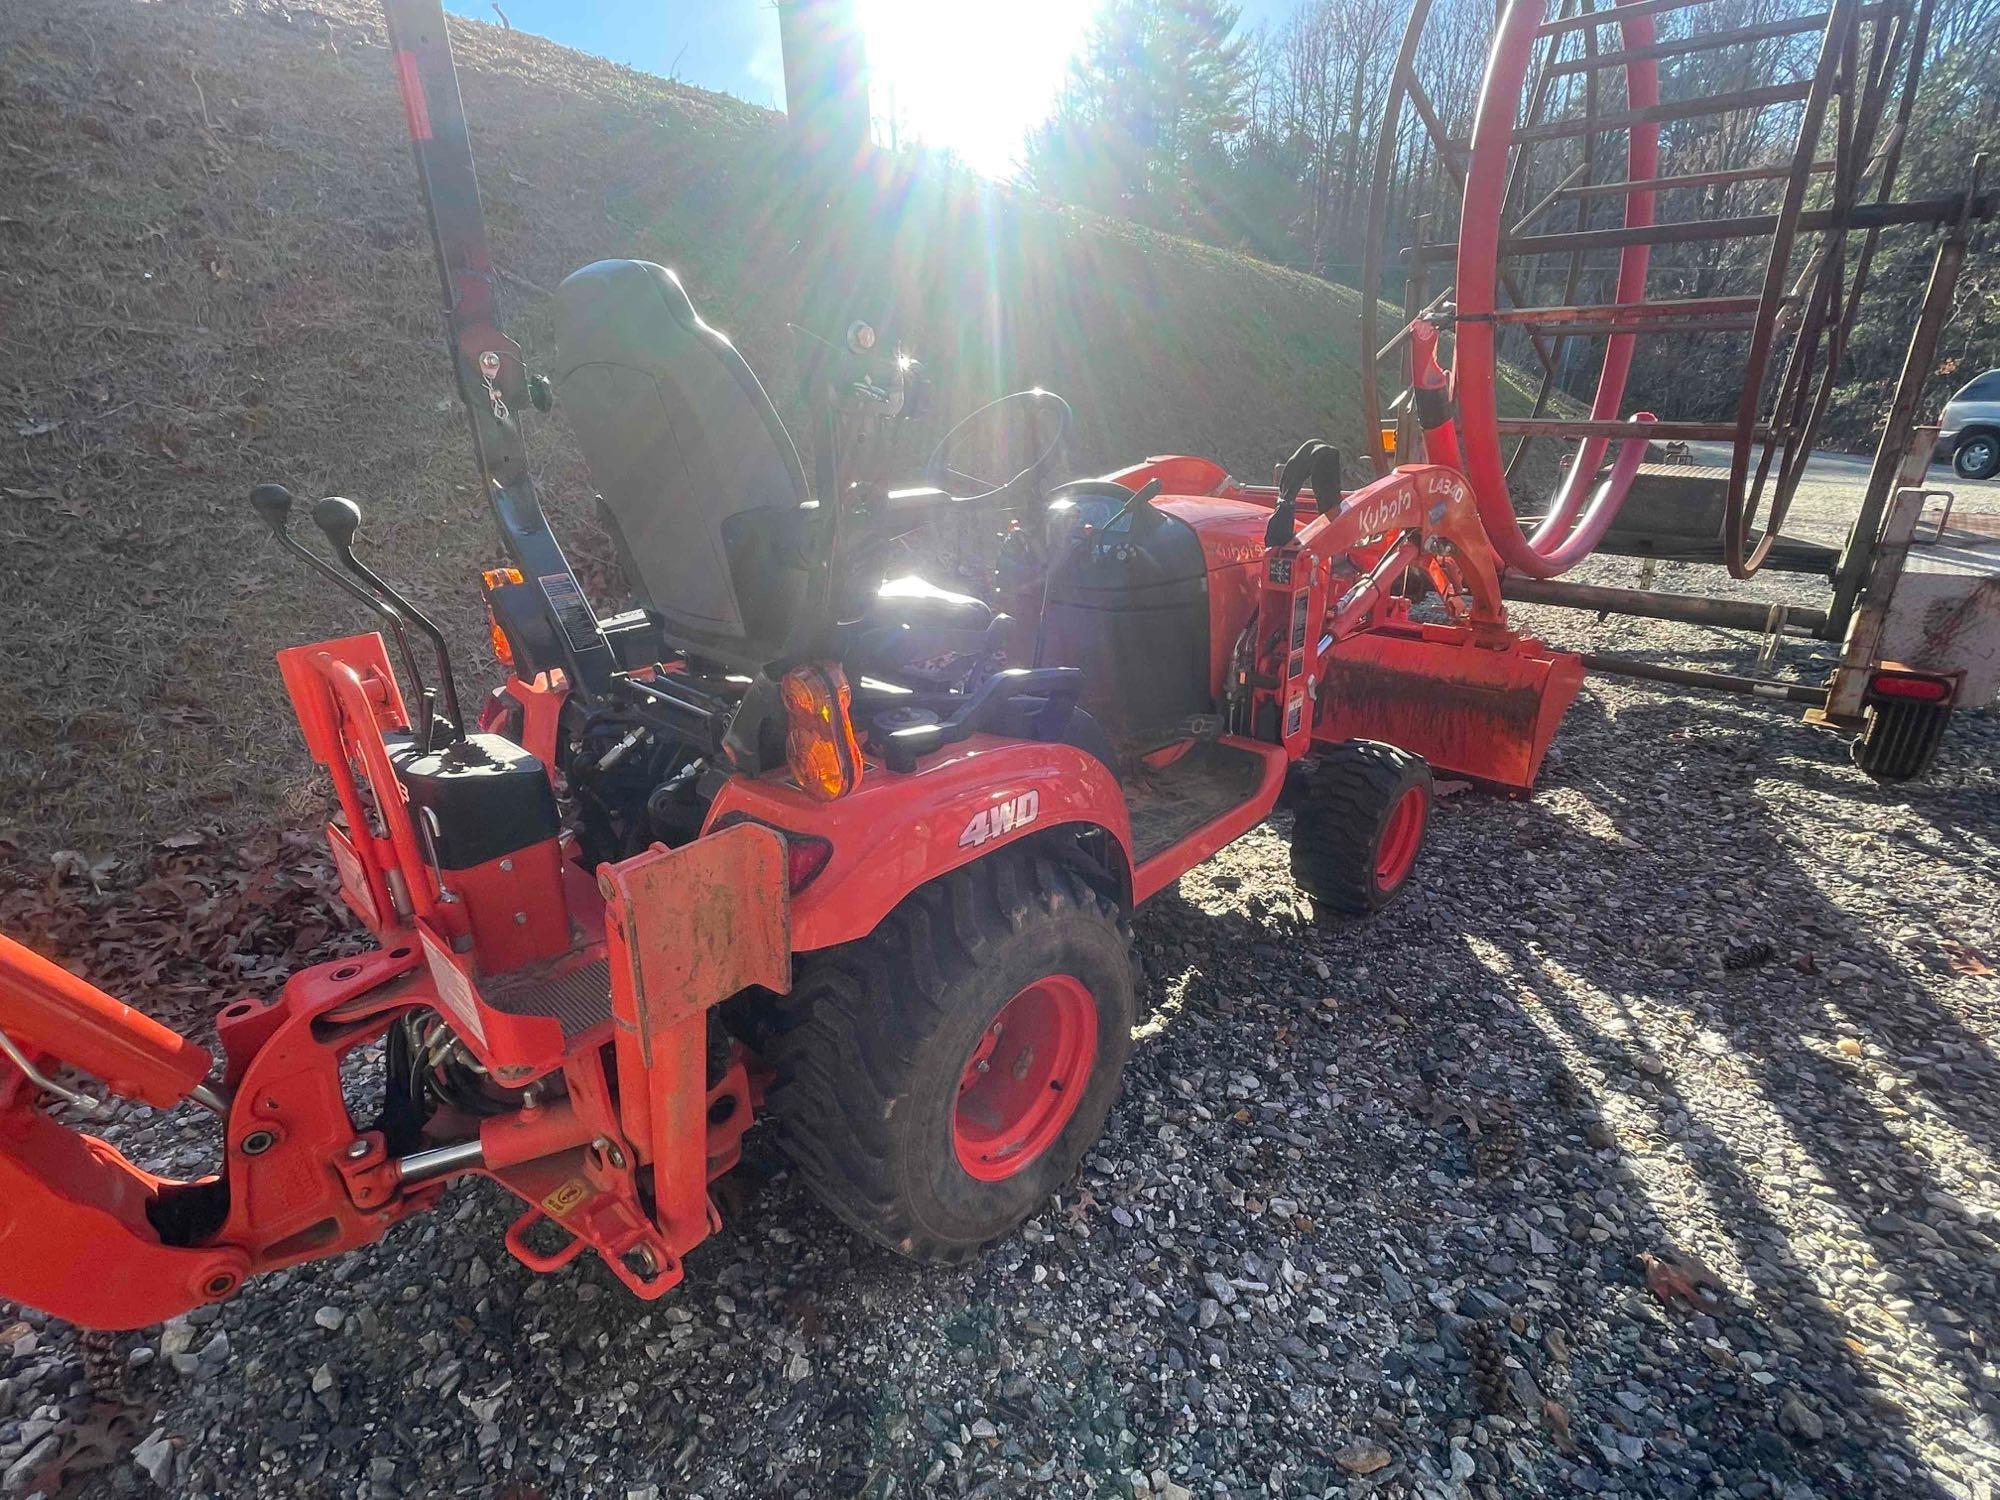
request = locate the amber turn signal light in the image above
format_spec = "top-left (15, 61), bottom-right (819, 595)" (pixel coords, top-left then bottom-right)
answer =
top-left (481, 567), bottom-right (525, 669)
top-left (780, 663), bottom-right (863, 801)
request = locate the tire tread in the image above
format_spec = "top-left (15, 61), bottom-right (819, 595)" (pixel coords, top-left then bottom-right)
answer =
top-left (763, 847), bottom-right (1130, 1261)
top-left (1289, 740), bottom-right (1431, 914)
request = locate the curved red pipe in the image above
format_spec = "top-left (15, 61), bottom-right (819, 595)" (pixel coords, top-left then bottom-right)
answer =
top-left (1527, 411), bottom-right (1657, 570)
top-left (1452, 0), bottom-right (1660, 578)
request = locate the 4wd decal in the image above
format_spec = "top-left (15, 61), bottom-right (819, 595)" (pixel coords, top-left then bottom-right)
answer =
top-left (958, 790), bottom-right (1040, 849)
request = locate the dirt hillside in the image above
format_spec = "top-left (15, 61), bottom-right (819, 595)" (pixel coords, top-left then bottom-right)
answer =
top-left (0, 0), bottom-right (1541, 858)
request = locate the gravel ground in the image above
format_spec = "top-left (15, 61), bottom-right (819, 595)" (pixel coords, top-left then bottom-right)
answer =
top-left (2, 561), bottom-right (1997, 1500)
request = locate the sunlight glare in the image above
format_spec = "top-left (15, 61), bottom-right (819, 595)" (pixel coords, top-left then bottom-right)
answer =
top-left (856, 0), bottom-right (1094, 178)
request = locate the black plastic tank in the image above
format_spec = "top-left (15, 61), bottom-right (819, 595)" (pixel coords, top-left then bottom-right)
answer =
top-left (1037, 504), bottom-right (1213, 762)
top-left (397, 733), bottom-right (559, 871)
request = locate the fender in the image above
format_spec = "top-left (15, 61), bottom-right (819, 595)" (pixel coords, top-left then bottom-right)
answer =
top-left (703, 735), bottom-right (1134, 951)
top-left (1098, 453), bottom-right (1235, 497)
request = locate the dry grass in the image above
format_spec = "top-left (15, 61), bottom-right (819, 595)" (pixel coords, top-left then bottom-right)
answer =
top-left (0, 0), bottom-right (1548, 859)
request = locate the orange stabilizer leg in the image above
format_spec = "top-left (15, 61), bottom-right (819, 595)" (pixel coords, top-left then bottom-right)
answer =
top-left (599, 824), bottom-right (791, 1284)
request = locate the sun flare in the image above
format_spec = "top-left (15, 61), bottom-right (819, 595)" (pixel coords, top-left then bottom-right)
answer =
top-left (855, 0), bottom-right (1095, 178)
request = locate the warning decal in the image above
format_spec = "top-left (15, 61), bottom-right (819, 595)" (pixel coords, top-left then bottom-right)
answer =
top-left (419, 929), bottom-right (487, 1047)
top-left (537, 571), bottom-right (601, 652)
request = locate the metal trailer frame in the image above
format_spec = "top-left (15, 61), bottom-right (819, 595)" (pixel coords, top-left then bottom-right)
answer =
top-left (1359, 0), bottom-right (1995, 753)
top-left (1499, 170), bottom-right (1987, 726)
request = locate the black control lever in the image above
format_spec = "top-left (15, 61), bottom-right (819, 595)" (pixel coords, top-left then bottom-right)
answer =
top-left (1276, 439), bottom-right (1323, 503)
top-left (251, 484), bottom-right (437, 747)
top-left (1309, 445), bottom-right (1345, 516)
top-left (1091, 477), bottom-right (1164, 548)
top-left (1270, 439), bottom-right (1338, 547)
top-left (310, 497), bottom-right (464, 743)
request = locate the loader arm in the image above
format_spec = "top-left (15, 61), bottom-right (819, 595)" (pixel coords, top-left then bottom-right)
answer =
top-left (1245, 463), bottom-right (1583, 792)
top-left (1295, 462), bottom-right (1510, 639)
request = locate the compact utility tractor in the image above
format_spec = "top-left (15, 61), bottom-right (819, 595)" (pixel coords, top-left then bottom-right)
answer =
top-left (0, 1), bottom-right (1584, 1331)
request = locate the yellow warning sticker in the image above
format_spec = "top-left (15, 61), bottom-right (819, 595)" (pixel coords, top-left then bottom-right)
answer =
top-left (541, 1178), bottom-right (591, 1217)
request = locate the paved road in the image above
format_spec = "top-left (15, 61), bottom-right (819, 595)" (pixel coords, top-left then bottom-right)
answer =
top-left (1678, 441), bottom-right (2000, 577)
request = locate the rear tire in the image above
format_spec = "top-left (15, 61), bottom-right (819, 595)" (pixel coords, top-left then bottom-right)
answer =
top-left (763, 850), bottom-right (1135, 1263)
top-left (1290, 740), bottom-right (1433, 914)
top-left (1951, 431), bottom-right (1999, 481)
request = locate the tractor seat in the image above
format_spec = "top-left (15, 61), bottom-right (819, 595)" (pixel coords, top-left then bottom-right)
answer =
top-left (839, 575), bottom-right (1002, 687)
top-left (554, 259), bottom-right (813, 673)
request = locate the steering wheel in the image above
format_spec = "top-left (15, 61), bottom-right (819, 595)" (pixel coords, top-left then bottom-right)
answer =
top-left (923, 388), bottom-right (1073, 504)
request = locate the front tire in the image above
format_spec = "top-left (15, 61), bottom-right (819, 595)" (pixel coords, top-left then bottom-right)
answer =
top-left (1290, 740), bottom-right (1433, 914)
top-left (1952, 432), bottom-right (1999, 481)
top-left (763, 850), bottom-right (1135, 1263)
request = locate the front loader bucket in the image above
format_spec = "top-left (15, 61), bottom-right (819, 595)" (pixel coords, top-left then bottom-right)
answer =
top-left (1314, 622), bottom-right (1584, 795)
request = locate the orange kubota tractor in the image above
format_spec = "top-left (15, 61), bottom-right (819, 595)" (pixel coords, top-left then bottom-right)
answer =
top-left (0, 0), bottom-right (1582, 1330)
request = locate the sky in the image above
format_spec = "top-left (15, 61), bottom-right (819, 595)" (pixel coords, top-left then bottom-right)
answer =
top-left (446, 0), bottom-right (1298, 178)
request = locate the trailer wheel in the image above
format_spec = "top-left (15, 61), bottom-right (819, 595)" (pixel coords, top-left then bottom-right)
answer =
top-left (1290, 741), bottom-right (1433, 915)
top-left (764, 850), bottom-right (1135, 1263)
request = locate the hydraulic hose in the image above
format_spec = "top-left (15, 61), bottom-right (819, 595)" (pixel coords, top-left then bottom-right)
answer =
top-left (1451, 0), bottom-right (1660, 579)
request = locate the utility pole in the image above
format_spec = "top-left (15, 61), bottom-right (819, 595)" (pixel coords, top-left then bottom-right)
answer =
top-left (773, 0), bottom-right (890, 390)
top-left (776, 0), bottom-right (872, 164)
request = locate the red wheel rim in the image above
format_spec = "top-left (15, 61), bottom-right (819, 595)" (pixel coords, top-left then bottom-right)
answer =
top-left (953, 975), bottom-right (1097, 1182)
top-left (1375, 786), bottom-right (1427, 889)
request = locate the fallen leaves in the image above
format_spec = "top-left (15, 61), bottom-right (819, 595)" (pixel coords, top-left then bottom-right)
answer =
top-left (1941, 941), bottom-right (1994, 978)
top-left (1639, 1246), bottom-right (1727, 1311)
top-left (0, 828), bottom-right (364, 1029)
top-left (1425, 1096), bottom-right (1487, 1139)
top-left (23, 1402), bottom-right (147, 1497)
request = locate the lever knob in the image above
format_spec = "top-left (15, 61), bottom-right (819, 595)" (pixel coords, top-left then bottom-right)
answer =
top-left (312, 496), bottom-right (363, 552)
top-left (249, 483), bottom-right (294, 535)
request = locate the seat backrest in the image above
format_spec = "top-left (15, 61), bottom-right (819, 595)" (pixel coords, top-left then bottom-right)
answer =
top-left (553, 259), bottom-right (811, 669)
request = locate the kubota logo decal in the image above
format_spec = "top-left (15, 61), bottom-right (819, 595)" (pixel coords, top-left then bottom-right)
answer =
top-left (1354, 494), bottom-right (1408, 536)
top-left (959, 790), bottom-right (1039, 848)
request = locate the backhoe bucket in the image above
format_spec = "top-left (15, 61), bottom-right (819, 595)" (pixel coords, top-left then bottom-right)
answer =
top-left (1314, 623), bottom-right (1584, 795)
